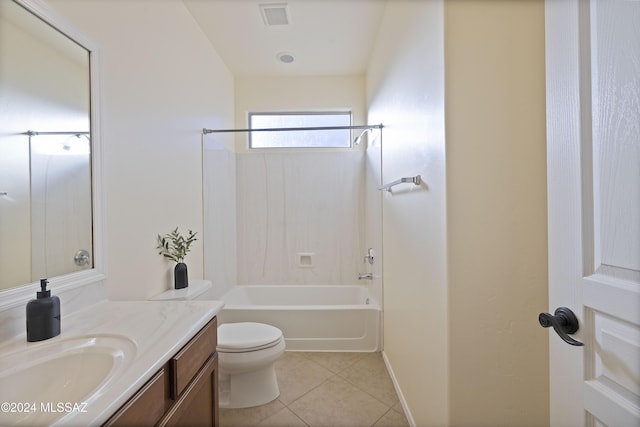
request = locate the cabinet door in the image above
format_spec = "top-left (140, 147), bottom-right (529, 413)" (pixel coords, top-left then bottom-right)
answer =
top-left (103, 367), bottom-right (167, 427)
top-left (171, 317), bottom-right (217, 398)
top-left (159, 353), bottom-right (218, 427)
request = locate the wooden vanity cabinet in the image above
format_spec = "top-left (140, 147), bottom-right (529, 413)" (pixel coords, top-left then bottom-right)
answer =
top-left (104, 317), bottom-right (218, 427)
top-left (102, 367), bottom-right (168, 427)
top-left (159, 352), bottom-right (218, 426)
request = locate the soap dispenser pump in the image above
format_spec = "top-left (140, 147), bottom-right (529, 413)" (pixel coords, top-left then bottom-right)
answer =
top-left (26, 278), bottom-right (60, 342)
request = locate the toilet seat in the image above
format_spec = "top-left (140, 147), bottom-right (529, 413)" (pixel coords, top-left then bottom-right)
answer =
top-left (218, 322), bottom-right (283, 353)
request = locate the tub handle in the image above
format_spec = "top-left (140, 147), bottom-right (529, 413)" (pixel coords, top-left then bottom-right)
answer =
top-left (364, 248), bottom-right (374, 265)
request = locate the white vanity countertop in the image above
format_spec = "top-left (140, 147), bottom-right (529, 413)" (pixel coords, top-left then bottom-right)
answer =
top-left (0, 299), bottom-right (224, 427)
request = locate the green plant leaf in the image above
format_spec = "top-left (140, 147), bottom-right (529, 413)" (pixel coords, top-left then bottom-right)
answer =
top-left (155, 227), bottom-right (198, 263)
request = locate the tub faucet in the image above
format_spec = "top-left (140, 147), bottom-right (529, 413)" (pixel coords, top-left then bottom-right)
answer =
top-left (363, 248), bottom-right (374, 265)
top-left (358, 273), bottom-right (374, 280)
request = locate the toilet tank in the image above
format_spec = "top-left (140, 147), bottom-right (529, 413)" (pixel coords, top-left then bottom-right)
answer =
top-left (151, 280), bottom-right (213, 301)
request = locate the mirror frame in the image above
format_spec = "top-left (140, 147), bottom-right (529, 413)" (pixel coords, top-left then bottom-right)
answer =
top-left (0, 0), bottom-right (104, 311)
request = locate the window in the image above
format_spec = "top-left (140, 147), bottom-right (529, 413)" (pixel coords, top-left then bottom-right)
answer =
top-left (248, 111), bottom-right (352, 148)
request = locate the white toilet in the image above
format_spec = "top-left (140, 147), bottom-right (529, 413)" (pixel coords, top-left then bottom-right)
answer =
top-left (152, 281), bottom-right (286, 408)
top-left (217, 322), bottom-right (285, 408)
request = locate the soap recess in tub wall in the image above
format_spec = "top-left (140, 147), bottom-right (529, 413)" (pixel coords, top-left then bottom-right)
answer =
top-left (297, 252), bottom-right (314, 268)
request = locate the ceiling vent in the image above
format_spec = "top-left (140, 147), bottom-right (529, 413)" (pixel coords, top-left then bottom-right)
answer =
top-left (260, 3), bottom-right (290, 26)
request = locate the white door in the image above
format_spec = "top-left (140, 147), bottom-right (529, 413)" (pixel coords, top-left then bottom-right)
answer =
top-left (545, 0), bottom-right (640, 426)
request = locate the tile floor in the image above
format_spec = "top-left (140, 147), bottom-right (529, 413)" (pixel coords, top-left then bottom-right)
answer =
top-left (219, 352), bottom-right (410, 427)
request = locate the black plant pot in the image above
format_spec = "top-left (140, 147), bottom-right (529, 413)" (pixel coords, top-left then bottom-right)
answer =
top-left (174, 262), bottom-right (188, 289)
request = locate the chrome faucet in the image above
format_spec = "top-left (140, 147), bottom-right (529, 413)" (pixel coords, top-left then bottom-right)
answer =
top-left (358, 273), bottom-right (374, 280)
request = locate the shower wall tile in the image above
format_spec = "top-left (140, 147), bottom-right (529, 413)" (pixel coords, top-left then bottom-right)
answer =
top-left (365, 143), bottom-right (383, 306)
top-left (236, 151), bottom-right (365, 285)
top-left (30, 151), bottom-right (92, 280)
top-left (203, 139), bottom-right (237, 297)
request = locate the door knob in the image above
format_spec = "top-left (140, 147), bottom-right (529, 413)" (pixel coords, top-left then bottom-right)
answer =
top-left (538, 307), bottom-right (584, 346)
top-left (74, 249), bottom-right (91, 266)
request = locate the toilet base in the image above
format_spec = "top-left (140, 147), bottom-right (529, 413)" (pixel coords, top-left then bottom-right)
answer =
top-left (219, 363), bottom-right (280, 408)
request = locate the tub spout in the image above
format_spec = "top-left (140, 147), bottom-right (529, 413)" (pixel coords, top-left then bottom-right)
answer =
top-left (358, 273), bottom-right (374, 280)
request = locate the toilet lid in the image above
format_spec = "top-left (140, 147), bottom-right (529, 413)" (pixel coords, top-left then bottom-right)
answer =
top-left (217, 322), bottom-right (283, 352)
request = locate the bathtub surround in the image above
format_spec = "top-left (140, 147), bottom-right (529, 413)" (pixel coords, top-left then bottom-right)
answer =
top-left (204, 148), bottom-right (374, 291)
top-left (203, 136), bottom-right (237, 299)
top-left (204, 72), bottom-right (383, 304)
top-left (236, 151), bottom-right (365, 285)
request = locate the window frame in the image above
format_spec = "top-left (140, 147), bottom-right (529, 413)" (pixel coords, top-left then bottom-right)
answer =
top-left (247, 110), bottom-right (353, 149)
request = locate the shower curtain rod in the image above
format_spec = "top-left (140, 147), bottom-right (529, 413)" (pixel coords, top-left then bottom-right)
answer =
top-left (202, 123), bottom-right (383, 135)
top-left (25, 131), bottom-right (89, 136)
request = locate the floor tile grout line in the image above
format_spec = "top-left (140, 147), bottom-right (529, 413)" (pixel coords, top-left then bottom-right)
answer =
top-left (280, 352), bottom-right (396, 418)
top-left (278, 370), bottom-right (340, 410)
top-left (222, 352), bottom-right (408, 427)
top-left (335, 370), bottom-right (396, 413)
top-left (332, 356), bottom-right (399, 409)
top-left (372, 406), bottom-right (400, 427)
top-left (295, 351), bottom-right (367, 375)
top-left (279, 368), bottom-right (395, 426)
top-left (274, 404), bottom-right (311, 427)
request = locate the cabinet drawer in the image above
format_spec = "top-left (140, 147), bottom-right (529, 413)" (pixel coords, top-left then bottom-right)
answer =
top-left (159, 353), bottom-right (218, 427)
top-left (171, 317), bottom-right (217, 398)
top-left (103, 367), bottom-right (166, 427)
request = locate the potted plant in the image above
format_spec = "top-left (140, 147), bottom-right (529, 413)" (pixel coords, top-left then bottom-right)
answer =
top-left (156, 227), bottom-right (197, 289)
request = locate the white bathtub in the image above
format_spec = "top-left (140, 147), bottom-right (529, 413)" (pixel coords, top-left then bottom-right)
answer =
top-left (218, 285), bottom-right (381, 352)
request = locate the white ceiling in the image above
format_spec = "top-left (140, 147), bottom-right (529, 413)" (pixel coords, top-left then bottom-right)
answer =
top-left (182, 0), bottom-right (387, 76)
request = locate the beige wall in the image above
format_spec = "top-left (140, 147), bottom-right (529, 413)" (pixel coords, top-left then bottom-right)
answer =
top-left (369, 0), bottom-right (548, 425)
top-left (47, 0), bottom-right (235, 300)
top-left (445, 1), bottom-right (549, 425)
top-left (367, 1), bottom-right (449, 425)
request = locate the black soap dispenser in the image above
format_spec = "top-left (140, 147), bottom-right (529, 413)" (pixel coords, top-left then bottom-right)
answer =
top-left (26, 278), bottom-right (61, 342)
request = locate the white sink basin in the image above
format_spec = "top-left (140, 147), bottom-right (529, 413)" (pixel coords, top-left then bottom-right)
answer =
top-left (0, 334), bottom-right (136, 426)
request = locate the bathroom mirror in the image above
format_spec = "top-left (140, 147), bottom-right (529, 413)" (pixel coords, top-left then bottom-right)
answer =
top-left (0, 0), bottom-right (103, 299)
